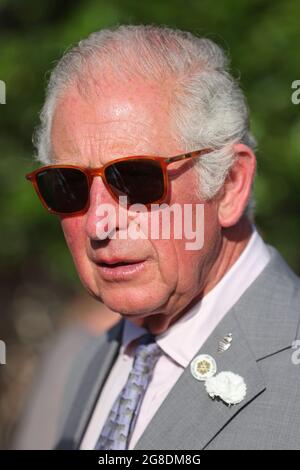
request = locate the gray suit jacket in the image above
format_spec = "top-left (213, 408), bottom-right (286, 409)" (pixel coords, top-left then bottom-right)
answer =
top-left (13, 246), bottom-right (300, 450)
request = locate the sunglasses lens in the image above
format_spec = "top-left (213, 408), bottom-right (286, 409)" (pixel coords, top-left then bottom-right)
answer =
top-left (105, 159), bottom-right (165, 205)
top-left (36, 168), bottom-right (89, 213)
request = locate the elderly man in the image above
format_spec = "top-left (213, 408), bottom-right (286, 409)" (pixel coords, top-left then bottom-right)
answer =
top-left (15, 25), bottom-right (300, 450)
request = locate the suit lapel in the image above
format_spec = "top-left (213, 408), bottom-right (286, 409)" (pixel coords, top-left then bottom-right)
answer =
top-left (134, 309), bottom-right (266, 450)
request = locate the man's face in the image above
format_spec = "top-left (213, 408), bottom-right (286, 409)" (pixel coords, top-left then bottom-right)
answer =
top-left (51, 76), bottom-right (222, 334)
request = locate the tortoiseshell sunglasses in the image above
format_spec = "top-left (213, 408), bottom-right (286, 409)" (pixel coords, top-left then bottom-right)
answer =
top-left (26, 149), bottom-right (213, 216)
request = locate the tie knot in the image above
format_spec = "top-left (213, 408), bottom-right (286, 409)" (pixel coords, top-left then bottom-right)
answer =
top-left (133, 334), bottom-right (161, 374)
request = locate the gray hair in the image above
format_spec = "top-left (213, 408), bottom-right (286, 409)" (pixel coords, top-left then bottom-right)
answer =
top-left (34, 25), bottom-right (256, 217)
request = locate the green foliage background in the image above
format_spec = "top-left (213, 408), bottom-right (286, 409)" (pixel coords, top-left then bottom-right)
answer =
top-left (0, 0), bottom-right (300, 290)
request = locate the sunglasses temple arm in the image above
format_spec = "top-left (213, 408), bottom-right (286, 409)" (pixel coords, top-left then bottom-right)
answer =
top-left (165, 148), bottom-right (213, 165)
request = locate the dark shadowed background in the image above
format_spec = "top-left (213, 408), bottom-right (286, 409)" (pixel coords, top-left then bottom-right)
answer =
top-left (0, 0), bottom-right (299, 449)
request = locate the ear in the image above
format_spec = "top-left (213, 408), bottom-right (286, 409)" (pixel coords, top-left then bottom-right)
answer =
top-left (217, 143), bottom-right (256, 227)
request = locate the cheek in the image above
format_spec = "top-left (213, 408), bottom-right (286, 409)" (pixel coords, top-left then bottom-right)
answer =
top-left (163, 201), bottom-right (221, 295)
top-left (150, 237), bottom-right (199, 295)
top-left (60, 216), bottom-right (86, 260)
top-left (172, 239), bottom-right (203, 294)
top-left (147, 238), bottom-right (178, 285)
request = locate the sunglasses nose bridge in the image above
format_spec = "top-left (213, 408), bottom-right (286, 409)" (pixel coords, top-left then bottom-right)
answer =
top-left (89, 168), bottom-right (104, 178)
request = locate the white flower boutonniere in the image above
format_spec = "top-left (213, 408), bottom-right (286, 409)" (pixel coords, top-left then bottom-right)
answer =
top-left (205, 371), bottom-right (247, 406)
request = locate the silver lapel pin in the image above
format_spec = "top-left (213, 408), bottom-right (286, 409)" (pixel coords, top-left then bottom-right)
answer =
top-left (218, 333), bottom-right (233, 353)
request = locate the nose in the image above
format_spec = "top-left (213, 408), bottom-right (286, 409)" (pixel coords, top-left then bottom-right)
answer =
top-left (84, 176), bottom-right (129, 241)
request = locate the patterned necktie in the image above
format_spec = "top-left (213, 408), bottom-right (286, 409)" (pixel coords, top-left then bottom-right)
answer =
top-left (95, 334), bottom-right (161, 450)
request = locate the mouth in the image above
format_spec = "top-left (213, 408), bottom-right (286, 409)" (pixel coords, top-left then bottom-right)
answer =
top-left (99, 260), bottom-right (142, 267)
top-left (95, 259), bottom-right (147, 281)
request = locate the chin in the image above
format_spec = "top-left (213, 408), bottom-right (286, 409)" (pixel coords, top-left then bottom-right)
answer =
top-left (97, 285), bottom-right (168, 319)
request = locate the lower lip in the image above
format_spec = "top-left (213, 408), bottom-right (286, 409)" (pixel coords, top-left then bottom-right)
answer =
top-left (96, 261), bottom-right (147, 281)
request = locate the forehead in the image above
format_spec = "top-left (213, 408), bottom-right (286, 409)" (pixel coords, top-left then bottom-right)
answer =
top-left (51, 77), bottom-right (177, 166)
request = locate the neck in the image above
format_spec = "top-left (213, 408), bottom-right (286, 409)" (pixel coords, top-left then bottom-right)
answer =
top-left (202, 216), bottom-right (253, 297)
top-left (167, 216), bottom-right (253, 329)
